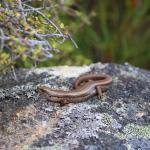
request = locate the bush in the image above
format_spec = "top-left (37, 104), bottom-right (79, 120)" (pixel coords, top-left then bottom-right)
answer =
top-left (51, 0), bottom-right (150, 69)
top-left (0, 0), bottom-right (76, 72)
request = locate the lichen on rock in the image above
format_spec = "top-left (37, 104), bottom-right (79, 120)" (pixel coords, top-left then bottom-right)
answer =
top-left (0, 63), bottom-right (150, 150)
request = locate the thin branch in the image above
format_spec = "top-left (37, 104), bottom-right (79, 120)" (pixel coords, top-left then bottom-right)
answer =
top-left (0, 7), bottom-right (43, 12)
top-left (69, 35), bottom-right (78, 48)
top-left (1, 36), bottom-right (51, 48)
top-left (0, 28), bottom-right (4, 51)
top-left (23, 4), bottom-right (63, 35)
top-left (17, 0), bottom-right (26, 21)
top-left (17, 29), bottom-right (69, 38)
top-left (11, 65), bottom-right (18, 81)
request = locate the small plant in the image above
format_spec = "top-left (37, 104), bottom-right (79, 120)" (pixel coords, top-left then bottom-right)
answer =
top-left (0, 0), bottom-right (76, 72)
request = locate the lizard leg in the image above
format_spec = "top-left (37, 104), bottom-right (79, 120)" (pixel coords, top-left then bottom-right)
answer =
top-left (100, 85), bottom-right (107, 92)
top-left (59, 100), bottom-right (68, 106)
top-left (96, 86), bottom-right (102, 99)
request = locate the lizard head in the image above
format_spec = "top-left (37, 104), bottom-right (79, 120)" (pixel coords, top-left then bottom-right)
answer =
top-left (37, 85), bottom-right (50, 94)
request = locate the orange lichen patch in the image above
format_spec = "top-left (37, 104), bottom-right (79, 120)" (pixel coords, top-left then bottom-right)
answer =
top-left (135, 111), bottom-right (146, 118)
top-left (9, 105), bottom-right (36, 126)
top-left (0, 102), bottom-right (62, 150)
top-left (11, 108), bottom-right (62, 150)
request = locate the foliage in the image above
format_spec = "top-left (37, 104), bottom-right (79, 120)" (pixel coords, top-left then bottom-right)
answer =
top-left (0, 0), bottom-right (75, 72)
top-left (0, 0), bottom-right (150, 70)
top-left (47, 0), bottom-right (150, 69)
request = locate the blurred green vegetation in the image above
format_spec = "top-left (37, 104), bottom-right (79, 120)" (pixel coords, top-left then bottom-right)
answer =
top-left (0, 0), bottom-right (72, 73)
top-left (0, 0), bottom-right (150, 71)
top-left (40, 0), bottom-right (150, 69)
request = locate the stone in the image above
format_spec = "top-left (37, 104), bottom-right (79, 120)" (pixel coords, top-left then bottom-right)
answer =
top-left (0, 63), bottom-right (150, 150)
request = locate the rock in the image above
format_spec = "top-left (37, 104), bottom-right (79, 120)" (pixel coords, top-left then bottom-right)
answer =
top-left (0, 63), bottom-right (150, 150)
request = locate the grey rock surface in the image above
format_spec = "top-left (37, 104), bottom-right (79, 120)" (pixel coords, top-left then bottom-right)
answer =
top-left (0, 63), bottom-right (150, 150)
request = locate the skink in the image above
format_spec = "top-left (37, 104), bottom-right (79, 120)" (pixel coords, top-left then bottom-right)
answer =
top-left (37, 74), bottom-right (112, 105)
top-left (74, 74), bottom-right (112, 89)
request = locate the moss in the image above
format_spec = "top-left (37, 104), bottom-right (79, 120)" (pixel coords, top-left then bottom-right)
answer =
top-left (21, 145), bottom-right (64, 150)
top-left (100, 113), bottom-right (122, 129)
top-left (123, 123), bottom-right (150, 139)
top-left (115, 124), bottom-right (150, 150)
top-left (101, 113), bottom-right (112, 125)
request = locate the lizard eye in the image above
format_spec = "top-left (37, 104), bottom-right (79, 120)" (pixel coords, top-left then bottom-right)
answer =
top-left (37, 86), bottom-right (46, 93)
top-left (40, 88), bottom-right (45, 92)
